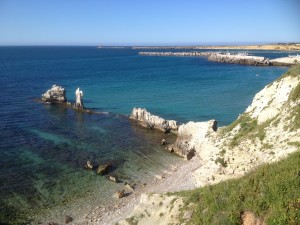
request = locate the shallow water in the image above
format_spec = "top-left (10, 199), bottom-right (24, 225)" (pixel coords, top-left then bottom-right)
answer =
top-left (0, 47), bottom-right (288, 223)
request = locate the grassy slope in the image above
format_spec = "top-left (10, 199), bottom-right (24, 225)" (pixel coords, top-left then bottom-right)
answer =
top-left (178, 150), bottom-right (300, 225)
top-left (177, 66), bottom-right (300, 225)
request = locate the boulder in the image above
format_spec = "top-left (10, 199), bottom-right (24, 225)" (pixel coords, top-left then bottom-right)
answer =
top-left (42, 84), bottom-right (67, 103)
top-left (125, 183), bottom-right (135, 191)
top-left (130, 107), bottom-right (178, 133)
top-left (109, 175), bottom-right (118, 183)
top-left (85, 160), bottom-right (93, 169)
top-left (65, 215), bottom-right (73, 224)
top-left (114, 189), bottom-right (125, 198)
top-left (96, 163), bottom-right (111, 175)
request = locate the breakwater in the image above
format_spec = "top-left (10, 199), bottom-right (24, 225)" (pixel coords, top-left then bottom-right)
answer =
top-left (208, 53), bottom-right (271, 66)
top-left (139, 51), bottom-right (211, 57)
top-left (139, 51), bottom-right (299, 66)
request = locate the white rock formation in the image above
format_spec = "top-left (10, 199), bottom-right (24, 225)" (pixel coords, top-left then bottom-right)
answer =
top-left (130, 107), bottom-right (178, 133)
top-left (193, 69), bottom-right (300, 186)
top-left (117, 66), bottom-right (300, 225)
top-left (41, 84), bottom-right (67, 103)
top-left (167, 120), bottom-right (218, 160)
top-left (75, 87), bottom-right (84, 109)
top-left (245, 75), bottom-right (298, 124)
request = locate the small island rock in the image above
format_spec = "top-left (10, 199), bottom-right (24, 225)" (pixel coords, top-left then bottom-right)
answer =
top-left (42, 84), bottom-right (67, 103)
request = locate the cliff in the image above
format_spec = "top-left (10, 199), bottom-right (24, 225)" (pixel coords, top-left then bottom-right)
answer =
top-left (119, 65), bottom-right (300, 224)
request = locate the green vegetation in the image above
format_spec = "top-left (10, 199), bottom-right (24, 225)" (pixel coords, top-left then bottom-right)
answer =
top-left (177, 150), bottom-right (300, 225)
top-left (223, 114), bottom-right (273, 148)
top-left (214, 157), bottom-right (227, 167)
top-left (125, 216), bottom-right (139, 225)
top-left (278, 64), bottom-right (300, 80)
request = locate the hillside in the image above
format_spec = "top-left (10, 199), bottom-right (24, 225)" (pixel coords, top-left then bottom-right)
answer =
top-left (118, 65), bottom-right (300, 225)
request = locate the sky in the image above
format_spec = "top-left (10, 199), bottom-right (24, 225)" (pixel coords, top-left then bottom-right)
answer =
top-left (0, 0), bottom-right (299, 46)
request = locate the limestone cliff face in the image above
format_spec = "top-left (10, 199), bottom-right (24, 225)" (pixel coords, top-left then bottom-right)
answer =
top-left (118, 66), bottom-right (300, 225)
top-left (130, 107), bottom-right (178, 133)
top-left (194, 66), bottom-right (300, 186)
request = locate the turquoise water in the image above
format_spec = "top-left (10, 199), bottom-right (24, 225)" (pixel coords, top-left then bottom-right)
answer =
top-left (0, 47), bottom-right (288, 223)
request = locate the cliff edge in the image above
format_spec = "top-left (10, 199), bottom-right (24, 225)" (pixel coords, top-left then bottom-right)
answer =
top-left (119, 65), bottom-right (300, 225)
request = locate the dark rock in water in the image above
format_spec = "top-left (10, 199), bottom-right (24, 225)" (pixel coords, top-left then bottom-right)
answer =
top-left (85, 160), bottom-right (93, 169)
top-left (96, 163), bottom-right (111, 175)
top-left (130, 107), bottom-right (178, 133)
top-left (114, 189), bottom-right (125, 198)
top-left (42, 84), bottom-right (67, 103)
top-left (65, 215), bottom-right (73, 224)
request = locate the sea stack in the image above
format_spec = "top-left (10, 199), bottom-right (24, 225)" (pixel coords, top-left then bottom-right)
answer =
top-left (41, 84), bottom-right (67, 103)
top-left (75, 87), bottom-right (84, 109)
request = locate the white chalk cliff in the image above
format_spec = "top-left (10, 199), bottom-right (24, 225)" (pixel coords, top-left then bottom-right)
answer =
top-left (120, 66), bottom-right (300, 224)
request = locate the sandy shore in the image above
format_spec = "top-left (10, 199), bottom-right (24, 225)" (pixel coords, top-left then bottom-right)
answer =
top-left (65, 157), bottom-right (201, 225)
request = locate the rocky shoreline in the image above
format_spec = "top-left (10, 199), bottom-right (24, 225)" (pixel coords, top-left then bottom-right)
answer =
top-left (34, 64), bottom-right (300, 224)
top-left (139, 51), bottom-right (300, 66)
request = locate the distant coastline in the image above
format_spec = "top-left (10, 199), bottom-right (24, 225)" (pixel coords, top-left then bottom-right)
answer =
top-left (98, 43), bottom-right (300, 51)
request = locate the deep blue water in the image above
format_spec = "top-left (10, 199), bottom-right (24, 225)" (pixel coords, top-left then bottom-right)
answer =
top-left (0, 47), bottom-right (288, 223)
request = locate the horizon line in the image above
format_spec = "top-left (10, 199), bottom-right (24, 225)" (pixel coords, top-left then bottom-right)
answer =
top-left (1, 41), bottom-right (300, 47)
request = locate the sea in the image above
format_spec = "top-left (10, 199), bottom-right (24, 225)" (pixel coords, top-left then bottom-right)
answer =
top-left (0, 47), bottom-right (289, 224)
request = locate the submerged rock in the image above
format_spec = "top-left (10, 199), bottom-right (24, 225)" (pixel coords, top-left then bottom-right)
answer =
top-left (85, 160), bottom-right (93, 169)
top-left (130, 107), bottom-right (178, 133)
top-left (96, 163), bottom-right (111, 175)
top-left (109, 175), bottom-right (118, 183)
top-left (41, 84), bottom-right (67, 103)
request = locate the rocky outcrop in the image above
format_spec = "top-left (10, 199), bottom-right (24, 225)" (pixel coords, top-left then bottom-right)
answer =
top-left (75, 87), bottom-right (84, 109)
top-left (41, 84), bottom-right (67, 103)
top-left (208, 53), bottom-right (271, 66)
top-left (130, 107), bottom-right (178, 133)
top-left (167, 120), bottom-right (218, 160)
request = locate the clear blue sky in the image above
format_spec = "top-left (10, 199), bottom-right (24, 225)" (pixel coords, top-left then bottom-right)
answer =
top-left (0, 0), bottom-right (299, 46)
